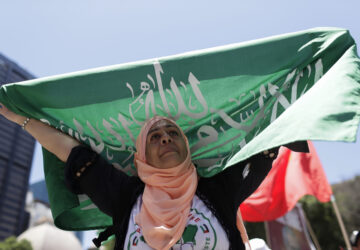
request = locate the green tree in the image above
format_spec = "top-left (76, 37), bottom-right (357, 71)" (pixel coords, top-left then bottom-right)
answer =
top-left (332, 175), bottom-right (360, 234)
top-left (245, 221), bottom-right (266, 241)
top-left (300, 196), bottom-right (345, 249)
top-left (0, 236), bottom-right (32, 250)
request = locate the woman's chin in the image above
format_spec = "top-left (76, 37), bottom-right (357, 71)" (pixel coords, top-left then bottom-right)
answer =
top-left (158, 155), bottom-right (183, 169)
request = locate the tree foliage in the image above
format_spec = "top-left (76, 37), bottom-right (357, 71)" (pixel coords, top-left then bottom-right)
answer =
top-left (332, 175), bottom-right (360, 233)
top-left (245, 221), bottom-right (266, 241)
top-left (0, 236), bottom-right (32, 250)
top-left (300, 195), bottom-right (345, 249)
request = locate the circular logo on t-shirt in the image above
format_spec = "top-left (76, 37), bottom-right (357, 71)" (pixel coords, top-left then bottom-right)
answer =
top-left (127, 208), bottom-right (218, 250)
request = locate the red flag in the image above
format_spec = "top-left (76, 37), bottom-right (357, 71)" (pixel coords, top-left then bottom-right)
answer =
top-left (240, 141), bottom-right (332, 221)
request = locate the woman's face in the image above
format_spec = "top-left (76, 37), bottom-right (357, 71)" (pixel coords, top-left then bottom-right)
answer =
top-left (145, 120), bottom-right (188, 169)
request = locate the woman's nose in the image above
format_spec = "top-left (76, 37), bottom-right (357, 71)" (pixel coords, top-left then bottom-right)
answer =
top-left (161, 133), bottom-right (172, 145)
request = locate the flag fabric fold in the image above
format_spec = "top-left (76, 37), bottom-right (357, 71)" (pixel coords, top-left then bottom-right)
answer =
top-left (0, 27), bottom-right (359, 230)
top-left (240, 141), bottom-right (333, 221)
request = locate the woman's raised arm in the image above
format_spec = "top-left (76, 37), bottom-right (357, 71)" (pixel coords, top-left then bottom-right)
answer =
top-left (0, 103), bottom-right (80, 162)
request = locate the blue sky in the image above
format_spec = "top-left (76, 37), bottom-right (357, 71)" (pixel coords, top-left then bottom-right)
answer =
top-left (1, 1), bottom-right (359, 247)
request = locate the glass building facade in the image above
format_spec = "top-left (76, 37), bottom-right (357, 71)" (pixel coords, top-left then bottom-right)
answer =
top-left (0, 53), bottom-right (36, 240)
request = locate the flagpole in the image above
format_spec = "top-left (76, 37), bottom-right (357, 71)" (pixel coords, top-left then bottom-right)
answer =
top-left (303, 209), bottom-right (321, 250)
top-left (331, 195), bottom-right (351, 250)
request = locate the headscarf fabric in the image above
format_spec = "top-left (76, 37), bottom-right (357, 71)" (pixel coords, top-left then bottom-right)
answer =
top-left (133, 116), bottom-right (249, 249)
top-left (134, 116), bottom-right (198, 250)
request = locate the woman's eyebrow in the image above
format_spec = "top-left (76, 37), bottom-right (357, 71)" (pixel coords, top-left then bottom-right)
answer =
top-left (148, 124), bottom-right (177, 134)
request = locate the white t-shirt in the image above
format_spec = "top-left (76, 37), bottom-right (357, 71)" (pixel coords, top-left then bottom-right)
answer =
top-left (124, 195), bottom-right (230, 250)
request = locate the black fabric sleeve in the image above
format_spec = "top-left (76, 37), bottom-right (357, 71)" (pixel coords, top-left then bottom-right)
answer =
top-left (198, 147), bottom-right (279, 212)
top-left (283, 141), bottom-right (309, 153)
top-left (231, 151), bottom-right (277, 206)
top-left (65, 145), bottom-right (143, 217)
top-left (196, 149), bottom-right (278, 250)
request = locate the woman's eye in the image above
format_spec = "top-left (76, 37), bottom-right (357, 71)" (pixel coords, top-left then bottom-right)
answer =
top-left (169, 130), bottom-right (178, 136)
top-left (150, 134), bottom-right (161, 141)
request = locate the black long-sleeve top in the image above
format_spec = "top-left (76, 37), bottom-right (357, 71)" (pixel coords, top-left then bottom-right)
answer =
top-left (65, 145), bottom-right (278, 249)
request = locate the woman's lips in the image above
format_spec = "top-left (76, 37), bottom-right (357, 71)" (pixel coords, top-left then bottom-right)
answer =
top-left (160, 146), bottom-right (178, 157)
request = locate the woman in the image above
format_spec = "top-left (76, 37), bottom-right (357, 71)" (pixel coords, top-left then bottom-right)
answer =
top-left (0, 103), bottom-right (279, 250)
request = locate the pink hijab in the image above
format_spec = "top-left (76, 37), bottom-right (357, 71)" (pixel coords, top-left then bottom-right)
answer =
top-left (133, 116), bottom-right (250, 249)
top-left (134, 116), bottom-right (198, 250)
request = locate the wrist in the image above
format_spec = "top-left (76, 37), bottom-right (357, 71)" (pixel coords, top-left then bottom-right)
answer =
top-left (14, 116), bottom-right (28, 125)
top-left (21, 117), bottom-right (30, 130)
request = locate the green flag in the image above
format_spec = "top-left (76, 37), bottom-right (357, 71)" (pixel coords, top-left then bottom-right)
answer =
top-left (1, 27), bottom-right (359, 230)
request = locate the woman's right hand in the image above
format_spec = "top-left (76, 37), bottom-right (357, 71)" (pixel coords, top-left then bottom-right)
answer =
top-left (0, 102), bottom-right (27, 125)
top-left (0, 102), bottom-right (80, 162)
